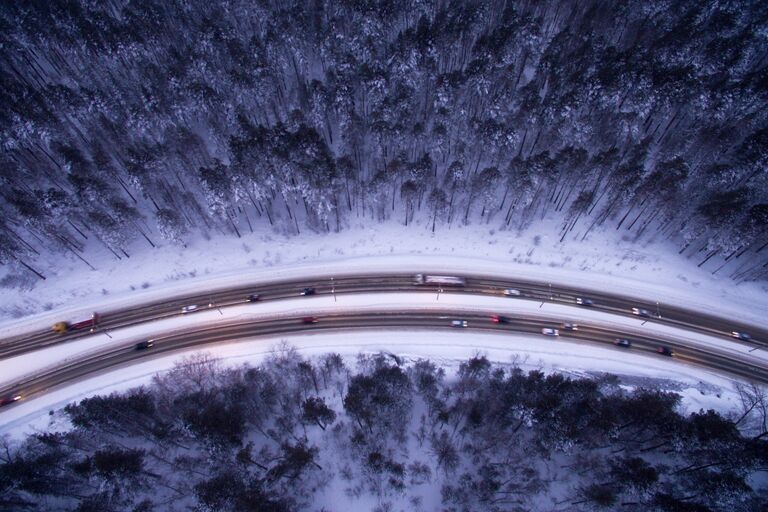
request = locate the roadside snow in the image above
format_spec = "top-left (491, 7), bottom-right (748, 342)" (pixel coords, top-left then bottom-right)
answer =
top-left (1, 217), bottom-right (766, 333)
top-left (0, 330), bottom-right (742, 440)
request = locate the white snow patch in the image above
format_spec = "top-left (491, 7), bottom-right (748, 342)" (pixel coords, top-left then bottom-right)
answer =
top-left (1, 218), bottom-right (766, 332)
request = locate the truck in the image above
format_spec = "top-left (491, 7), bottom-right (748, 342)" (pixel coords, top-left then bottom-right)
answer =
top-left (413, 274), bottom-right (466, 286)
top-left (52, 312), bottom-right (99, 334)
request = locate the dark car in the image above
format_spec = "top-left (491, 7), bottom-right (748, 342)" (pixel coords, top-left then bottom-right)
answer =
top-left (613, 338), bottom-right (632, 348)
top-left (247, 294), bottom-right (261, 302)
top-left (575, 297), bottom-right (594, 306)
top-left (135, 340), bottom-right (154, 350)
top-left (632, 307), bottom-right (652, 318)
top-left (563, 322), bottom-right (578, 331)
top-left (0, 393), bottom-right (21, 407)
top-left (731, 331), bottom-right (751, 341)
top-left (657, 346), bottom-right (673, 356)
top-left (301, 287), bottom-right (316, 296)
top-left (302, 316), bottom-right (319, 324)
top-left (491, 314), bottom-right (509, 324)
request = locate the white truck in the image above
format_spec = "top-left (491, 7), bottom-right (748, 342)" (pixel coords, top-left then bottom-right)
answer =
top-left (413, 274), bottom-right (466, 286)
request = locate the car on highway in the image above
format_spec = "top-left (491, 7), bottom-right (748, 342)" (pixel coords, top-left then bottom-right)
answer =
top-left (0, 393), bottom-right (21, 407)
top-left (731, 331), bottom-right (751, 341)
top-left (563, 322), bottom-right (578, 331)
top-left (657, 346), bottom-right (673, 356)
top-left (181, 305), bottom-right (199, 314)
top-left (613, 338), bottom-right (632, 348)
top-left (301, 287), bottom-right (316, 296)
top-left (247, 294), bottom-right (261, 302)
top-left (541, 328), bottom-right (559, 336)
top-left (575, 297), bottom-right (593, 306)
top-left (302, 316), bottom-right (319, 324)
top-left (414, 274), bottom-right (466, 286)
top-left (632, 307), bottom-right (652, 318)
top-left (490, 315), bottom-right (510, 324)
top-left (451, 320), bottom-right (468, 328)
top-left (503, 288), bottom-right (521, 296)
top-left (135, 340), bottom-right (154, 350)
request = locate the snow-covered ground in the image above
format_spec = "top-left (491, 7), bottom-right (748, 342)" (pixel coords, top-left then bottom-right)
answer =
top-left (1, 217), bottom-right (766, 439)
top-left (2, 217), bottom-right (767, 332)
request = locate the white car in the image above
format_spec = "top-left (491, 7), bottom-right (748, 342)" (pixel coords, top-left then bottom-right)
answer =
top-left (451, 320), bottom-right (468, 328)
top-left (503, 288), bottom-right (521, 296)
top-left (181, 305), bottom-right (199, 314)
top-left (541, 328), bottom-right (559, 336)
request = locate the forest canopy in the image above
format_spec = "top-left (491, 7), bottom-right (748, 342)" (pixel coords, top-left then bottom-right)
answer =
top-left (0, 0), bottom-right (767, 278)
top-left (1, 350), bottom-right (767, 511)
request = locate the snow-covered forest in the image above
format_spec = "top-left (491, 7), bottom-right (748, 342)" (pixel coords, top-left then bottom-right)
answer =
top-left (1, 0), bottom-right (767, 280)
top-left (2, 350), bottom-right (767, 511)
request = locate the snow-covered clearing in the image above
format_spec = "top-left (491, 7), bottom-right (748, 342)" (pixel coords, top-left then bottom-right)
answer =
top-left (1, 217), bottom-right (767, 332)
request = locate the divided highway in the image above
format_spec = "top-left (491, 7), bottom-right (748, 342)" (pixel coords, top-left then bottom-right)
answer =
top-left (1, 273), bottom-right (765, 358)
top-left (1, 273), bottom-right (767, 408)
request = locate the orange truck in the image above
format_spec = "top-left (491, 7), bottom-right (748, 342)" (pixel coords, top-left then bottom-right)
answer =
top-left (52, 312), bottom-right (99, 334)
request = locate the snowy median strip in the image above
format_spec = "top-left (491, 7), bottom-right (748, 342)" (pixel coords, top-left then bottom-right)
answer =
top-left (1, 291), bottom-right (764, 389)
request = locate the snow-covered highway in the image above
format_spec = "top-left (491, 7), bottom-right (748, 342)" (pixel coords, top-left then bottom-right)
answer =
top-left (1, 259), bottom-right (766, 440)
top-left (2, 272), bottom-right (766, 361)
top-left (3, 308), bottom-right (768, 404)
top-left (2, 281), bottom-right (767, 418)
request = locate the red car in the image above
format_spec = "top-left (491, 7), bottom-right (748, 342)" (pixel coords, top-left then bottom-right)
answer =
top-left (0, 393), bottom-right (21, 407)
top-left (491, 315), bottom-right (509, 324)
top-left (302, 317), bottom-right (319, 324)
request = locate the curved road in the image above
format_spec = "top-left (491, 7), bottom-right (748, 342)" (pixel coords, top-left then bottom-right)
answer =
top-left (1, 273), bottom-right (767, 408)
top-left (1, 310), bottom-right (767, 409)
top-left (1, 273), bottom-right (765, 359)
